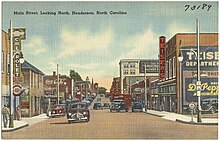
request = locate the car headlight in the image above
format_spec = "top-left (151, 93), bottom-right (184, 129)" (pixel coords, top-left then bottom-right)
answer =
top-left (59, 110), bottom-right (62, 113)
top-left (68, 113), bottom-right (71, 116)
top-left (52, 111), bottom-right (55, 113)
top-left (83, 112), bottom-right (87, 115)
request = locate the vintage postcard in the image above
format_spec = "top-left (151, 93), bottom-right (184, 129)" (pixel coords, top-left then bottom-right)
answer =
top-left (1, 1), bottom-right (218, 140)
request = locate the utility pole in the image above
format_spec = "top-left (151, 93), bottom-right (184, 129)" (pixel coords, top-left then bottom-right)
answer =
top-left (57, 64), bottom-right (59, 104)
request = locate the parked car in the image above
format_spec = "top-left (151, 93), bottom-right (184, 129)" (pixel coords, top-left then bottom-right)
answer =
top-left (93, 102), bottom-right (102, 110)
top-left (67, 102), bottom-right (90, 124)
top-left (201, 98), bottom-right (218, 114)
top-left (110, 100), bottom-right (129, 112)
top-left (132, 102), bottom-right (143, 112)
top-left (50, 104), bottom-right (66, 117)
top-left (97, 98), bottom-right (101, 102)
top-left (102, 103), bottom-right (110, 109)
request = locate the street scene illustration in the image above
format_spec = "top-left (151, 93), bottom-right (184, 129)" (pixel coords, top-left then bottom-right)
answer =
top-left (1, 1), bottom-right (218, 140)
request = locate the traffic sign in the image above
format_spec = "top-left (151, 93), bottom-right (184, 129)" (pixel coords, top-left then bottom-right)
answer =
top-left (189, 102), bottom-right (196, 110)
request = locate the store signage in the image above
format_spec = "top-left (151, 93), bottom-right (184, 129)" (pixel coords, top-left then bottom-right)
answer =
top-left (44, 78), bottom-right (67, 86)
top-left (139, 60), bottom-right (159, 73)
top-left (159, 36), bottom-right (165, 79)
top-left (185, 78), bottom-right (218, 102)
top-left (13, 84), bottom-right (24, 96)
top-left (181, 46), bottom-right (218, 70)
top-left (9, 28), bottom-right (26, 81)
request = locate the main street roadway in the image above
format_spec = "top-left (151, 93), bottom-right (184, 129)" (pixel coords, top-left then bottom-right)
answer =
top-left (2, 108), bottom-right (218, 139)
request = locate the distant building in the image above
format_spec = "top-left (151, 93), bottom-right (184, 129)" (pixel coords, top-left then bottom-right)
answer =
top-left (21, 60), bottom-right (45, 117)
top-left (119, 59), bottom-right (159, 93)
top-left (43, 71), bottom-right (72, 104)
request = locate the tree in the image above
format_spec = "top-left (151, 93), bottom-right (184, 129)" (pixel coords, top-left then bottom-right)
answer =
top-left (99, 87), bottom-right (107, 94)
top-left (69, 70), bottom-right (83, 81)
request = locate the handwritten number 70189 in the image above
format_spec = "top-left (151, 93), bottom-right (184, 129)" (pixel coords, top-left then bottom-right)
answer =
top-left (185, 4), bottom-right (212, 11)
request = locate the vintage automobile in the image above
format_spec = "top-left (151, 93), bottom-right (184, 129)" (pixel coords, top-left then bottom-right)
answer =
top-left (67, 102), bottom-right (90, 124)
top-left (132, 102), bottom-right (143, 112)
top-left (110, 100), bottom-right (129, 112)
top-left (93, 102), bottom-right (102, 110)
top-left (50, 104), bottom-right (66, 117)
top-left (201, 98), bottom-right (218, 114)
top-left (102, 103), bottom-right (110, 109)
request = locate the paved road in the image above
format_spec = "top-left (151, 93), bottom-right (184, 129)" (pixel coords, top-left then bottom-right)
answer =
top-left (2, 108), bottom-right (218, 139)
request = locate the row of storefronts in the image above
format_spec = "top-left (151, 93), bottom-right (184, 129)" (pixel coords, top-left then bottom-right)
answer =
top-left (111, 33), bottom-right (218, 114)
top-left (2, 29), bottom-right (99, 117)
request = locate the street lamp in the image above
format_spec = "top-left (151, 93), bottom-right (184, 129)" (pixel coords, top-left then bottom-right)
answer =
top-left (177, 19), bottom-right (202, 122)
top-left (86, 76), bottom-right (89, 99)
top-left (144, 64), bottom-right (147, 111)
top-left (9, 20), bottom-right (25, 128)
top-left (196, 18), bottom-right (202, 123)
top-left (178, 51), bottom-right (183, 114)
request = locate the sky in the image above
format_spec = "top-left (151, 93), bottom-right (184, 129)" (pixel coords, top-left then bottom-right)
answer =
top-left (1, 1), bottom-right (218, 90)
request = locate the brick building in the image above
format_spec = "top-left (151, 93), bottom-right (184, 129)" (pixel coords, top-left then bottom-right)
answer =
top-left (158, 33), bottom-right (218, 113)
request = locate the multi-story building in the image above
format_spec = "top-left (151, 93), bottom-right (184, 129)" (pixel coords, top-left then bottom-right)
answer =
top-left (1, 30), bottom-right (10, 107)
top-left (158, 33), bottom-right (218, 113)
top-left (21, 60), bottom-right (45, 117)
top-left (43, 71), bottom-right (72, 104)
top-left (119, 59), bottom-right (159, 93)
top-left (110, 77), bottom-right (120, 95)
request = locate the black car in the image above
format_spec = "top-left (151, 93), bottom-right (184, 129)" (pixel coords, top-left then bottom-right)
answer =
top-left (67, 102), bottom-right (90, 124)
top-left (132, 102), bottom-right (143, 112)
top-left (201, 98), bottom-right (218, 114)
top-left (93, 102), bottom-right (102, 110)
top-left (110, 100), bottom-right (128, 112)
top-left (102, 103), bottom-right (110, 109)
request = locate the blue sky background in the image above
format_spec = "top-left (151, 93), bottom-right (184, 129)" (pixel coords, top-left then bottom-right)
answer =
top-left (2, 1), bottom-right (218, 90)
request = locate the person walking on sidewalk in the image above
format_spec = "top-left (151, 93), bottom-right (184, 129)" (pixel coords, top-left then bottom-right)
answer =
top-left (2, 105), bottom-right (10, 128)
top-left (16, 106), bottom-right (21, 121)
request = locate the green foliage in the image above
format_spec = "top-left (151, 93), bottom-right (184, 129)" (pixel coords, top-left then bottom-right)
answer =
top-left (99, 87), bottom-right (107, 94)
top-left (69, 70), bottom-right (83, 81)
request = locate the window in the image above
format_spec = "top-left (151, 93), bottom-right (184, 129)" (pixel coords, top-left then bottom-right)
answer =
top-left (130, 70), bottom-right (135, 75)
top-left (2, 51), bottom-right (4, 73)
top-left (165, 61), bottom-right (168, 80)
top-left (169, 59), bottom-right (172, 79)
top-left (7, 53), bottom-right (10, 74)
top-left (123, 63), bottom-right (128, 68)
top-left (173, 57), bottom-right (176, 78)
top-left (123, 70), bottom-right (128, 75)
top-left (130, 63), bottom-right (135, 68)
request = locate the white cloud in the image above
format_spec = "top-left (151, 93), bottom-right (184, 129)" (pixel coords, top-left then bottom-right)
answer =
top-left (24, 36), bottom-right (47, 54)
top-left (111, 27), bottom-right (159, 64)
top-left (166, 21), bottom-right (194, 39)
top-left (58, 26), bottom-right (113, 58)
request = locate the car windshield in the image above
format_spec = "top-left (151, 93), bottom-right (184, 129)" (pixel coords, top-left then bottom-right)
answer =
top-left (72, 104), bottom-right (86, 109)
top-left (53, 105), bottom-right (64, 109)
top-left (133, 103), bottom-right (142, 108)
top-left (95, 103), bottom-right (101, 106)
top-left (202, 101), bottom-right (210, 104)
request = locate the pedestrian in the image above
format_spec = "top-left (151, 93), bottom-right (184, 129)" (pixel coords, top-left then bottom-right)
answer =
top-left (16, 106), bottom-right (21, 121)
top-left (2, 105), bottom-right (10, 128)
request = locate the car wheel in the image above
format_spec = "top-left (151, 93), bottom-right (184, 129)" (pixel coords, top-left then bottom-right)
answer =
top-left (210, 107), bottom-right (216, 114)
top-left (125, 108), bottom-right (128, 112)
top-left (68, 120), bottom-right (72, 124)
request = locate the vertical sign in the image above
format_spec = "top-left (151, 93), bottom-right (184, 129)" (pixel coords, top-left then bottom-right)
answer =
top-left (9, 28), bottom-right (26, 82)
top-left (159, 36), bottom-right (165, 79)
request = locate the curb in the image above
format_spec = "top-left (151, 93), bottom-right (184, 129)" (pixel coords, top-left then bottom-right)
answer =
top-left (2, 123), bottom-right (29, 132)
top-left (176, 119), bottom-right (218, 126)
top-left (145, 112), bottom-right (164, 117)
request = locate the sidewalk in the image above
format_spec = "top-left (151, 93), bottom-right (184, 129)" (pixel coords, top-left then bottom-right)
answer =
top-left (146, 110), bottom-right (218, 125)
top-left (2, 113), bottom-right (49, 132)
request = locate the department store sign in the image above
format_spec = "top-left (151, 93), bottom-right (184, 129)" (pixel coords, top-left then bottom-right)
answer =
top-left (181, 46), bottom-right (218, 71)
top-left (185, 78), bottom-right (218, 102)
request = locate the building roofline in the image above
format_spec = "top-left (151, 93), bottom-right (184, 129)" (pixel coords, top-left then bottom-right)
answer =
top-left (22, 60), bottom-right (45, 75)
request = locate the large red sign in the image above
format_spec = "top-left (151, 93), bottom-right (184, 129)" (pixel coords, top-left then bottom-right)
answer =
top-left (159, 36), bottom-right (165, 79)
